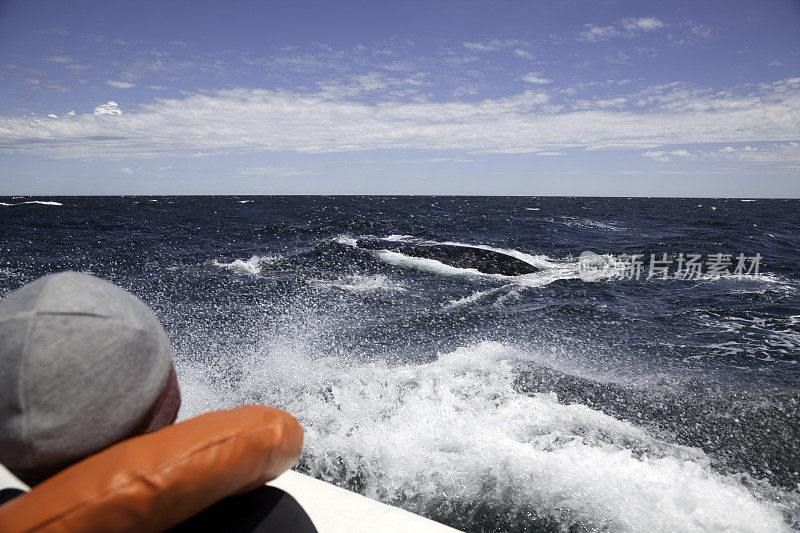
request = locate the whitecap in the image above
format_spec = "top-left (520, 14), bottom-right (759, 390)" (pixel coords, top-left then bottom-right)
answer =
top-left (443, 286), bottom-right (508, 310)
top-left (334, 235), bottom-right (359, 247)
top-left (179, 340), bottom-right (794, 532)
top-left (558, 216), bottom-right (627, 231)
top-left (0, 200), bottom-right (63, 206)
top-left (384, 234), bottom-right (416, 241)
top-left (211, 255), bottom-right (278, 275)
top-left (376, 250), bottom-right (486, 277)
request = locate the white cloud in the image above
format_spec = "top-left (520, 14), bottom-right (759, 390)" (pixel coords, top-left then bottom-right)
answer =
top-left (768, 59), bottom-right (783, 67)
top-left (521, 72), bottom-right (552, 85)
top-left (641, 149), bottom-right (696, 161)
top-left (513, 49), bottom-right (535, 60)
top-left (106, 80), bottom-right (135, 89)
top-left (0, 78), bottom-right (798, 160)
top-left (580, 17), bottom-right (665, 41)
top-left (622, 17), bottom-right (664, 32)
top-left (237, 167), bottom-right (319, 177)
top-left (713, 142), bottom-right (800, 163)
top-left (669, 21), bottom-right (714, 45)
top-left (452, 86), bottom-right (479, 97)
top-left (34, 28), bottom-right (68, 36)
top-left (23, 77), bottom-right (71, 92)
top-left (641, 142), bottom-right (800, 163)
top-left (335, 157), bottom-right (473, 164)
top-left (536, 151), bottom-right (565, 156)
top-left (689, 24), bottom-right (712, 39)
top-left (313, 71), bottom-right (428, 100)
top-left (579, 24), bottom-right (620, 42)
top-left (641, 151), bottom-right (669, 162)
top-left (441, 54), bottom-right (479, 66)
top-left (462, 39), bottom-right (520, 52)
top-left (573, 96), bottom-right (630, 109)
top-left (117, 167), bottom-right (134, 175)
top-left (43, 56), bottom-right (73, 63)
top-left (604, 51), bottom-right (632, 65)
top-left (92, 101), bottom-right (122, 116)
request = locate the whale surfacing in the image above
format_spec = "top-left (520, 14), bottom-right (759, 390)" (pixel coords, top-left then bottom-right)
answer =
top-left (356, 239), bottom-right (538, 276)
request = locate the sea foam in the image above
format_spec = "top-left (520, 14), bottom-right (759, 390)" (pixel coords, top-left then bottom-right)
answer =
top-left (212, 255), bottom-right (277, 275)
top-left (178, 339), bottom-right (793, 531)
top-left (0, 200), bottom-right (63, 206)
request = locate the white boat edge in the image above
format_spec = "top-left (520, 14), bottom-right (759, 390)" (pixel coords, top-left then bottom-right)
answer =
top-left (0, 464), bottom-right (460, 532)
top-left (0, 464), bottom-right (26, 492)
top-left (268, 470), bottom-right (460, 532)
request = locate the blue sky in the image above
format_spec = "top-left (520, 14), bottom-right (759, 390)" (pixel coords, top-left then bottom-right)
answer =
top-left (0, 0), bottom-right (798, 196)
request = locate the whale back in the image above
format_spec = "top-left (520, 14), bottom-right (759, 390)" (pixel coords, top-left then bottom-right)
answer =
top-left (355, 239), bottom-right (538, 276)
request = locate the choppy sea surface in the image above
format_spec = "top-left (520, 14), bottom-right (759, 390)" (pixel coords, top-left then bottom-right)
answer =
top-left (1, 196), bottom-right (799, 532)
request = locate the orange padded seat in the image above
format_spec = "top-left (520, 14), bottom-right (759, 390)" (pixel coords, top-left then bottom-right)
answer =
top-left (0, 405), bottom-right (303, 533)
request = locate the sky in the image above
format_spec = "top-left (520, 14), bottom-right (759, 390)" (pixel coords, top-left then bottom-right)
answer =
top-left (0, 0), bottom-right (798, 196)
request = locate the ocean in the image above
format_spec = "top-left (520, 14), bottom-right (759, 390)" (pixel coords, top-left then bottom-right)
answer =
top-left (1, 195), bottom-right (799, 531)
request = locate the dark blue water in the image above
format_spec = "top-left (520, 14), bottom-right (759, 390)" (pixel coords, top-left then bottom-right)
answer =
top-left (2, 196), bottom-right (799, 531)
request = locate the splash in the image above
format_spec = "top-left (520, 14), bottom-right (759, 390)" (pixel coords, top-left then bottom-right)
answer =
top-left (178, 339), bottom-right (793, 531)
top-left (211, 255), bottom-right (278, 275)
top-left (310, 274), bottom-right (406, 293)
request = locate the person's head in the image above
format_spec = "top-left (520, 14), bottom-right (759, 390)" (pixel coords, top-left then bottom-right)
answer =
top-left (0, 272), bottom-right (180, 485)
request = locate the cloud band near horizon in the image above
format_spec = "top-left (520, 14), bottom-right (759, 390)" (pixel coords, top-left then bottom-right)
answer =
top-left (0, 76), bottom-right (798, 160)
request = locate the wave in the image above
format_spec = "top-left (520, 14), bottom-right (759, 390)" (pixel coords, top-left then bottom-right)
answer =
top-left (443, 286), bottom-right (511, 310)
top-left (334, 235), bottom-right (359, 247)
top-left (375, 250), bottom-right (488, 277)
top-left (337, 236), bottom-right (794, 312)
top-left (178, 339), bottom-right (795, 532)
top-left (443, 285), bottom-right (529, 311)
top-left (690, 312), bottom-right (800, 363)
top-left (0, 200), bottom-right (63, 206)
top-left (211, 255), bottom-right (278, 275)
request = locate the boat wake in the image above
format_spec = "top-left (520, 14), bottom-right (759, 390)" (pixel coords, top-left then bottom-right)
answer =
top-left (178, 324), bottom-right (797, 532)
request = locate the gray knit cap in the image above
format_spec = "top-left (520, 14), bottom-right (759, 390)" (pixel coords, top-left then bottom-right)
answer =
top-left (0, 272), bottom-right (175, 484)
